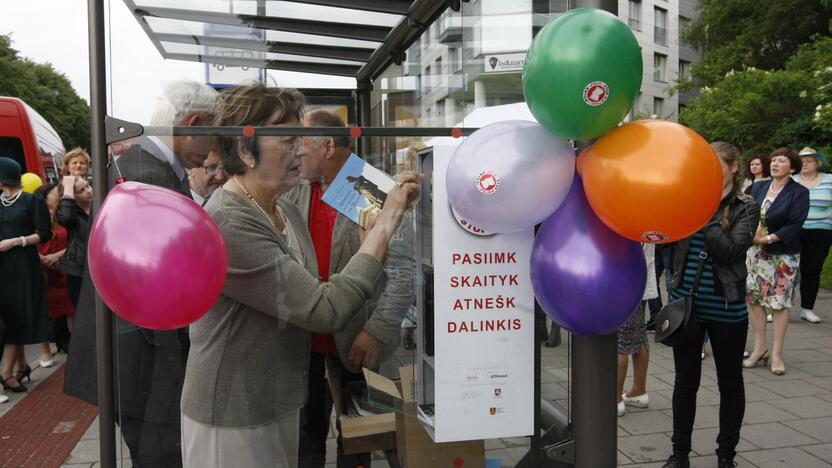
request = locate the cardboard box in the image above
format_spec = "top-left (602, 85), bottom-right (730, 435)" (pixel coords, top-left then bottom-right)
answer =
top-left (396, 366), bottom-right (485, 468)
top-left (329, 363), bottom-right (485, 466)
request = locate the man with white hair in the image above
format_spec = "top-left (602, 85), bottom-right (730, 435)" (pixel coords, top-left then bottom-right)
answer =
top-left (64, 80), bottom-right (218, 468)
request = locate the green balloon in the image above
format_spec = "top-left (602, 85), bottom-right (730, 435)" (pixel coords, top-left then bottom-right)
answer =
top-left (523, 8), bottom-right (643, 140)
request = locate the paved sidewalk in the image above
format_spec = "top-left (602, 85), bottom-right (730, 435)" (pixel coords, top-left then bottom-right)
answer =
top-left (29, 289), bottom-right (832, 467)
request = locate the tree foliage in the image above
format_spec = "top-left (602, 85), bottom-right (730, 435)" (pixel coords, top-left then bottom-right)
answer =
top-left (0, 35), bottom-right (90, 150)
top-left (683, 0), bottom-right (832, 87)
top-left (679, 3), bottom-right (832, 153)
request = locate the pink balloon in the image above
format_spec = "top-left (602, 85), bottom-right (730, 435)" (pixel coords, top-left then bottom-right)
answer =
top-left (88, 182), bottom-right (227, 330)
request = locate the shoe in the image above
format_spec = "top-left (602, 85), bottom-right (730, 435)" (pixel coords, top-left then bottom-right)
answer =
top-left (743, 350), bottom-right (750, 358)
top-left (15, 365), bottom-right (32, 383)
top-left (661, 454), bottom-right (690, 468)
top-left (617, 400), bottom-right (626, 417)
top-left (623, 392), bottom-right (649, 408)
top-left (718, 457), bottom-right (737, 467)
top-left (39, 359), bottom-right (54, 368)
top-left (0, 394), bottom-right (8, 404)
top-left (771, 359), bottom-right (786, 376)
top-left (0, 377), bottom-right (27, 393)
top-left (766, 313), bottom-right (773, 322)
top-left (701, 352), bottom-right (706, 360)
top-left (646, 319), bottom-right (656, 331)
top-left (801, 310), bottom-right (822, 323)
top-left (742, 349), bottom-right (770, 368)
top-left (545, 327), bottom-right (562, 348)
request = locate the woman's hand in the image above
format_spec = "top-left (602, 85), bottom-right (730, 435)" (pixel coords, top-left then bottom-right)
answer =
top-left (0, 238), bottom-right (21, 252)
top-left (374, 172), bottom-right (422, 233)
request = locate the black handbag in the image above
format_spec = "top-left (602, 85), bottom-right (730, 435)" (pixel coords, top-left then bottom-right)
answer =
top-left (654, 250), bottom-right (708, 347)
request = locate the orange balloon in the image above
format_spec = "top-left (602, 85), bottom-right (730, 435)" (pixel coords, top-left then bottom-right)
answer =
top-left (581, 120), bottom-right (722, 243)
top-left (576, 147), bottom-right (589, 176)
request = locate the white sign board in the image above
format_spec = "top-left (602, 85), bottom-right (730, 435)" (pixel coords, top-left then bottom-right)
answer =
top-left (431, 146), bottom-right (535, 442)
top-left (483, 53), bottom-right (527, 73)
top-left (204, 24), bottom-right (265, 88)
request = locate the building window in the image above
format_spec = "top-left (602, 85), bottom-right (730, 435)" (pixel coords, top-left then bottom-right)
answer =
top-left (679, 16), bottom-right (691, 34)
top-left (435, 56), bottom-right (443, 77)
top-left (654, 53), bottom-right (667, 82)
top-left (654, 7), bottom-right (667, 46)
top-left (653, 97), bottom-right (664, 118)
top-left (679, 60), bottom-right (691, 81)
top-left (628, 0), bottom-right (642, 31)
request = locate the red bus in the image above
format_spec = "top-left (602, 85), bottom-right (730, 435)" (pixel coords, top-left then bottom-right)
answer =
top-left (0, 96), bottom-right (65, 183)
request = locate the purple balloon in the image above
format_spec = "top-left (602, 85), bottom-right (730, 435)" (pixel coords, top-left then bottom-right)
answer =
top-left (530, 176), bottom-right (647, 336)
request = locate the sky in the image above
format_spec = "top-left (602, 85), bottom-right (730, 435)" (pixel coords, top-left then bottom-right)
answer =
top-left (0, 0), bottom-right (362, 125)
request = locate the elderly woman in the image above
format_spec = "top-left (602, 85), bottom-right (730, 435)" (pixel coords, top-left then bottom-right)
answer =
top-left (0, 157), bottom-right (52, 393)
top-left (60, 148), bottom-right (91, 177)
top-left (180, 84), bottom-right (420, 468)
top-left (744, 148), bottom-right (809, 376)
top-left (793, 147), bottom-right (832, 323)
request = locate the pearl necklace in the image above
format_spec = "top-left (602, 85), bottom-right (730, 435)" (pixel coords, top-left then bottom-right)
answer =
top-left (232, 177), bottom-right (291, 248)
top-left (1, 189), bottom-right (23, 207)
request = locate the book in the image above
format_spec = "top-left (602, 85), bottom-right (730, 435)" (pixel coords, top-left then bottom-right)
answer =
top-left (322, 154), bottom-right (397, 229)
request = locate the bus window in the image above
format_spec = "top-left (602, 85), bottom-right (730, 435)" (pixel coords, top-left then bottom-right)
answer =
top-left (45, 167), bottom-right (57, 183)
top-left (0, 136), bottom-right (27, 172)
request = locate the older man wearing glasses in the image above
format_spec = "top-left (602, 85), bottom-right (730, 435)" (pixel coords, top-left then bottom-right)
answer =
top-left (186, 149), bottom-right (226, 206)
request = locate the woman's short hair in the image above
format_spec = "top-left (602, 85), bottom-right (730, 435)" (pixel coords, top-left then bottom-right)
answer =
top-left (61, 147), bottom-right (91, 176)
top-left (770, 147), bottom-right (802, 174)
top-left (214, 84), bottom-right (305, 176)
top-left (744, 153), bottom-right (771, 181)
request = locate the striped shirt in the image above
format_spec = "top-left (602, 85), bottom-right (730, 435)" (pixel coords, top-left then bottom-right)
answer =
top-left (794, 173), bottom-right (832, 230)
top-left (669, 232), bottom-right (747, 323)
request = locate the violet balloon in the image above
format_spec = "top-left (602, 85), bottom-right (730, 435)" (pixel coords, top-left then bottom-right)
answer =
top-left (530, 176), bottom-right (647, 336)
top-left (87, 182), bottom-right (227, 330)
top-left (446, 120), bottom-right (575, 234)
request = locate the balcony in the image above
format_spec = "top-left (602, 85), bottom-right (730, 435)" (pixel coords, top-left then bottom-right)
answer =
top-left (438, 12), bottom-right (462, 43)
top-left (628, 18), bottom-right (642, 31)
top-left (654, 26), bottom-right (667, 46)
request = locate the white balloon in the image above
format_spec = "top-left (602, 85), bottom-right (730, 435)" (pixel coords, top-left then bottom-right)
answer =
top-left (445, 121), bottom-right (576, 233)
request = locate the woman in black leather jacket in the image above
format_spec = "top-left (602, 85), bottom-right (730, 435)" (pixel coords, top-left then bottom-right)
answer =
top-left (56, 175), bottom-right (92, 334)
top-left (662, 142), bottom-right (760, 468)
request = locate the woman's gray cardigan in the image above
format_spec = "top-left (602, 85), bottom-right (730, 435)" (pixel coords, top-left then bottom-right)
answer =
top-left (180, 189), bottom-right (385, 427)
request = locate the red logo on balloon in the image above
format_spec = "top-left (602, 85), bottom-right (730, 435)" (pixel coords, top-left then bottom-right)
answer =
top-left (476, 171), bottom-right (500, 194)
top-left (583, 81), bottom-right (609, 107)
top-left (642, 231), bottom-right (669, 243)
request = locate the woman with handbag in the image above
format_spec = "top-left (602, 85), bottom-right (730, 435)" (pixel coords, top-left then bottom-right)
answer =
top-left (661, 142), bottom-right (759, 468)
top-left (744, 148), bottom-right (810, 376)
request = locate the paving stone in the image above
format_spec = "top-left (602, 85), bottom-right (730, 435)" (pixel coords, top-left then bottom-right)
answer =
top-left (657, 386), bottom-right (721, 406)
top-left (803, 443), bottom-right (832, 463)
top-left (740, 422), bottom-right (820, 449)
top-left (63, 440), bottom-right (101, 464)
top-left (803, 376), bottom-right (832, 391)
top-left (689, 427), bottom-right (758, 456)
top-left (818, 393), bottom-right (832, 403)
top-left (791, 361), bottom-right (832, 377)
top-left (769, 396), bottom-right (832, 419)
top-left (741, 382), bottom-right (783, 402)
top-left (782, 417), bottom-right (832, 443)
top-left (541, 382), bottom-right (568, 401)
top-left (617, 409), bottom-right (674, 435)
top-left (739, 447), bottom-right (832, 467)
top-left (782, 349), bottom-right (832, 363)
top-left (618, 433), bottom-right (673, 463)
top-left (755, 379), bottom-right (829, 398)
top-left (742, 400), bottom-right (802, 424)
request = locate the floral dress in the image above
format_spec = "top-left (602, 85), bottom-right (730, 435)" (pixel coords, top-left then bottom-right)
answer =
top-left (746, 198), bottom-right (800, 309)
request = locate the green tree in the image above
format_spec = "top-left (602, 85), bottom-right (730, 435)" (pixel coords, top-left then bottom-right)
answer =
top-left (0, 34), bottom-right (90, 150)
top-left (683, 0), bottom-right (832, 87)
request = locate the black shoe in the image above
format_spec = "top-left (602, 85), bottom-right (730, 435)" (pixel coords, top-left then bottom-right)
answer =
top-left (661, 454), bottom-right (689, 468)
top-left (717, 458), bottom-right (737, 468)
top-left (15, 365), bottom-right (32, 383)
top-left (545, 326), bottom-right (562, 348)
top-left (646, 320), bottom-right (656, 331)
top-left (0, 376), bottom-right (28, 393)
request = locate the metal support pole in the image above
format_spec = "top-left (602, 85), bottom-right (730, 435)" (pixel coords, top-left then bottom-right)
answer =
top-left (87, 0), bottom-right (116, 466)
top-left (571, 333), bottom-right (618, 467)
top-left (356, 80), bottom-right (373, 163)
top-left (566, 0), bottom-right (619, 456)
